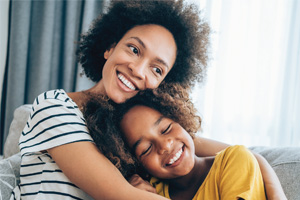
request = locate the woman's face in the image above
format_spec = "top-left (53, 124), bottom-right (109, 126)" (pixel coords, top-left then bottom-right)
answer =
top-left (97, 24), bottom-right (177, 103)
top-left (120, 105), bottom-right (195, 179)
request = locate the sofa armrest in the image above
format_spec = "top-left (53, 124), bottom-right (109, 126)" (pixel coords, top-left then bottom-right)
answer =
top-left (3, 104), bottom-right (32, 158)
top-left (0, 153), bottom-right (21, 199)
top-left (250, 146), bottom-right (300, 200)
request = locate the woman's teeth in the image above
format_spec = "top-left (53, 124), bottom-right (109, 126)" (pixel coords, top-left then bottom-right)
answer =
top-left (117, 74), bottom-right (136, 90)
top-left (168, 148), bottom-right (183, 165)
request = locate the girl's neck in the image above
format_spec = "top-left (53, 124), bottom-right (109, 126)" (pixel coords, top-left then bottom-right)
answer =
top-left (168, 156), bottom-right (215, 200)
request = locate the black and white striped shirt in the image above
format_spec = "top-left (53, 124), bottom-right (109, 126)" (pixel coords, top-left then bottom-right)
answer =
top-left (15, 89), bottom-right (94, 200)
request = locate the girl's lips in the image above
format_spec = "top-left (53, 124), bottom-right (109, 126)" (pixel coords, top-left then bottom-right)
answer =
top-left (165, 146), bottom-right (185, 168)
top-left (116, 72), bottom-right (137, 92)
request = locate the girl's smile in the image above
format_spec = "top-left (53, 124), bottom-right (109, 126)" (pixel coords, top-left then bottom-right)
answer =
top-left (165, 146), bottom-right (185, 167)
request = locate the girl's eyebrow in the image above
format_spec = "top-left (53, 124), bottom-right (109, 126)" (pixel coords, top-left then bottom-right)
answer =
top-left (154, 115), bottom-right (165, 126)
top-left (132, 115), bottom-right (165, 154)
top-left (128, 37), bottom-right (170, 69)
top-left (132, 138), bottom-right (142, 156)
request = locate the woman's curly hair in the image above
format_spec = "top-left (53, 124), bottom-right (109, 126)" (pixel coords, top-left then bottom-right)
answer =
top-left (83, 83), bottom-right (201, 179)
top-left (77, 0), bottom-right (210, 89)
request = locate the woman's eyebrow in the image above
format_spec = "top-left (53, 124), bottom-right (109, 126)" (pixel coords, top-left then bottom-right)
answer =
top-left (129, 37), bottom-right (169, 69)
top-left (129, 37), bottom-right (146, 48)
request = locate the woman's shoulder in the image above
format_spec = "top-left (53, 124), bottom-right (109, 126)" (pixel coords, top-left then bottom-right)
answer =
top-left (19, 89), bottom-right (90, 154)
top-left (33, 89), bottom-right (75, 106)
top-left (30, 89), bottom-right (80, 115)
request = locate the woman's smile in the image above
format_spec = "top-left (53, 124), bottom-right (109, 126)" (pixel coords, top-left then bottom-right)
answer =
top-left (117, 72), bottom-right (137, 91)
top-left (96, 24), bottom-right (177, 103)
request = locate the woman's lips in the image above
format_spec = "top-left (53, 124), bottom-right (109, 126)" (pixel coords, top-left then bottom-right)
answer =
top-left (117, 72), bottom-right (136, 91)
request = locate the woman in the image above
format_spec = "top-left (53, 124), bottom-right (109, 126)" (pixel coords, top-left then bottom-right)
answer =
top-left (15, 1), bottom-right (284, 200)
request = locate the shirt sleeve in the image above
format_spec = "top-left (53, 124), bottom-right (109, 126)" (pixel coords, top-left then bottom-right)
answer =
top-left (150, 177), bottom-right (171, 199)
top-left (218, 145), bottom-right (266, 200)
top-left (19, 91), bottom-right (93, 155)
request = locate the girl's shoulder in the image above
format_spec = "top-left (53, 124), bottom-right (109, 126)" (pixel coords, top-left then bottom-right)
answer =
top-left (216, 145), bottom-right (257, 169)
top-left (218, 145), bottom-right (252, 159)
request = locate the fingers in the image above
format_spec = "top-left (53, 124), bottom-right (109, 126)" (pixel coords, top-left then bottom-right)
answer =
top-left (128, 174), bottom-right (157, 194)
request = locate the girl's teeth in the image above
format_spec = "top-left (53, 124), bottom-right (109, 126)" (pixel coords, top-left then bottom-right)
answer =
top-left (117, 74), bottom-right (136, 90)
top-left (168, 148), bottom-right (183, 165)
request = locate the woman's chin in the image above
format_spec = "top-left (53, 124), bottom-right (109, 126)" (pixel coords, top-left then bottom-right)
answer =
top-left (111, 93), bottom-right (136, 104)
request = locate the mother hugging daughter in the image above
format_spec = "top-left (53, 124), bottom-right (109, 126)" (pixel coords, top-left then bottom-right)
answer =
top-left (14, 0), bottom-right (285, 199)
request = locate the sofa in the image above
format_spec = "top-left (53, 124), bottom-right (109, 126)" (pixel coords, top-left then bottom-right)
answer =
top-left (1, 105), bottom-right (300, 199)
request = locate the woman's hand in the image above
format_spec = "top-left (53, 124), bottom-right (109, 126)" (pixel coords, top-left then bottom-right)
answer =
top-left (129, 174), bottom-right (157, 194)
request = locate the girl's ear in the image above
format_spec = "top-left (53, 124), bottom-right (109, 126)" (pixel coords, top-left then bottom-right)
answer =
top-left (104, 44), bottom-right (116, 59)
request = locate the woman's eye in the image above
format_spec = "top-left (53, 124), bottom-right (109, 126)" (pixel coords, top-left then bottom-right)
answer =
top-left (162, 123), bottom-right (172, 134)
top-left (129, 46), bottom-right (139, 55)
top-left (153, 67), bottom-right (162, 75)
top-left (140, 145), bottom-right (152, 157)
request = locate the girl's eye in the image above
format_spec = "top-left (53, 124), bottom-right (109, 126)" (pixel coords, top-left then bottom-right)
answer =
top-left (153, 67), bottom-right (162, 75)
top-left (140, 144), bottom-right (152, 157)
top-left (162, 123), bottom-right (172, 134)
top-left (129, 46), bottom-right (139, 55)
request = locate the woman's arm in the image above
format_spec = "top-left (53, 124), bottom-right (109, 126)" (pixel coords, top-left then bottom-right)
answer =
top-left (193, 136), bottom-right (287, 200)
top-left (253, 153), bottom-right (287, 200)
top-left (48, 142), bottom-right (168, 200)
top-left (193, 136), bottom-right (230, 156)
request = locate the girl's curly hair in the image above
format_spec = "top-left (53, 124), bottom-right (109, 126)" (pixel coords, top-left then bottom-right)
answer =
top-left (83, 83), bottom-right (201, 179)
top-left (77, 0), bottom-right (210, 89)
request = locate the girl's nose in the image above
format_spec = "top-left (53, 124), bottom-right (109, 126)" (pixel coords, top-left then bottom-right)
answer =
top-left (128, 61), bottom-right (147, 80)
top-left (158, 138), bottom-right (173, 155)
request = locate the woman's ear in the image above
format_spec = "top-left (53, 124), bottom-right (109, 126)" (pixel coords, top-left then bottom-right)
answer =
top-left (104, 44), bottom-right (116, 59)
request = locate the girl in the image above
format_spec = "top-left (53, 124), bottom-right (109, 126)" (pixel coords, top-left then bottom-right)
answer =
top-left (84, 84), bottom-right (286, 200)
top-left (15, 0), bottom-right (283, 199)
top-left (119, 95), bottom-right (266, 200)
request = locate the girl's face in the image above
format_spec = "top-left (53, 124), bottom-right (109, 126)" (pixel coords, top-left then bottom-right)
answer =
top-left (96, 24), bottom-right (177, 103)
top-left (120, 105), bottom-right (195, 179)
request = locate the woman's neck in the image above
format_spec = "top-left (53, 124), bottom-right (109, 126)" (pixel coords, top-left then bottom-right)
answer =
top-left (168, 156), bottom-right (215, 200)
top-left (67, 82), bottom-right (106, 109)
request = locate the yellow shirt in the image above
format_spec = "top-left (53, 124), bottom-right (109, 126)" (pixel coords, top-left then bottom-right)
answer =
top-left (150, 145), bottom-right (266, 200)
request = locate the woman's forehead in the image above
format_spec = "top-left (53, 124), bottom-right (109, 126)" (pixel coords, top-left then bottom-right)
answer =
top-left (118, 24), bottom-right (177, 68)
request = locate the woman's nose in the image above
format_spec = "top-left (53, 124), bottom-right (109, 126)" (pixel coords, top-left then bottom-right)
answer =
top-left (158, 138), bottom-right (173, 155)
top-left (128, 61), bottom-right (147, 80)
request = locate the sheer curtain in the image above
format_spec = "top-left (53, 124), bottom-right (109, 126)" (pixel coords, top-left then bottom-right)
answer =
top-left (190, 0), bottom-right (300, 147)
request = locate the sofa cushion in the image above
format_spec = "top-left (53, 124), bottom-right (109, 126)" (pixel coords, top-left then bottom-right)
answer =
top-left (2, 104), bottom-right (300, 199)
top-left (250, 146), bottom-right (300, 200)
top-left (4, 104), bottom-right (31, 158)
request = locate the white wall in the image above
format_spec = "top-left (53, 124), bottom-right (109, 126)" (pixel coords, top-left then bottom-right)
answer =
top-left (0, 0), bottom-right (10, 103)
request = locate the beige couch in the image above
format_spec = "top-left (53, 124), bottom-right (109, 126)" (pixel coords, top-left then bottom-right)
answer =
top-left (1, 104), bottom-right (300, 199)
